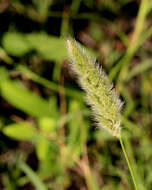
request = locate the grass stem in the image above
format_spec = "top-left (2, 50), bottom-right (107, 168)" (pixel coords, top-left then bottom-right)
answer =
top-left (119, 137), bottom-right (138, 190)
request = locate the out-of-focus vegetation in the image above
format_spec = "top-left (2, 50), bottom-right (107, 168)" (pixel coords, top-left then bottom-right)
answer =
top-left (0, 0), bottom-right (152, 189)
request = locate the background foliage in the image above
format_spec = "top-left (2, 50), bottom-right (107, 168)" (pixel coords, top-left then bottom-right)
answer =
top-left (0, 0), bottom-right (152, 189)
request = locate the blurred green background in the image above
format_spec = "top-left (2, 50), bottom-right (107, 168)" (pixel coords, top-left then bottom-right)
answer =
top-left (0, 0), bottom-right (152, 189)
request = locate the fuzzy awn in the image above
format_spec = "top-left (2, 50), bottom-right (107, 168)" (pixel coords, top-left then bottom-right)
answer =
top-left (66, 38), bottom-right (123, 137)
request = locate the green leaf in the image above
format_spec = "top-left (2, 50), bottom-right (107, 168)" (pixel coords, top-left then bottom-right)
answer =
top-left (18, 160), bottom-right (47, 190)
top-left (27, 33), bottom-right (67, 62)
top-left (0, 80), bottom-right (52, 117)
top-left (2, 31), bottom-right (96, 62)
top-left (0, 46), bottom-right (13, 64)
top-left (2, 122), bottom-right (37, 140)
top-left (2, 32), bottom-right (32, 56)
top-left (36, 136), bottom-right (50, 161)
top-left (0, 67), bottom-right (9, 81)
top-left (38, 117), bottom-right (56, 133)
top-left (36, 117), bottom-right (56, 161)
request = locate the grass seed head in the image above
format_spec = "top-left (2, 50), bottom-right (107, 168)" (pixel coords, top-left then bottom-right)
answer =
top-left (66, 38), bottom-right (123, 138)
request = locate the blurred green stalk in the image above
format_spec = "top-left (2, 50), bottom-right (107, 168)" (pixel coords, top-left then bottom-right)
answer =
top-left (109, 0), bottom-right (149, 82)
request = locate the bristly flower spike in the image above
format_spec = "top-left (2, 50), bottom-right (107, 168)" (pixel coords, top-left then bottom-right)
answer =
top-left (66, 38), bottom-right (123, 138)
top-left (66, 38), bottom-right (139, 190)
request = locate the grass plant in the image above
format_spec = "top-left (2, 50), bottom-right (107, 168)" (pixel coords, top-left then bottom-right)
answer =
top-left (66, 38), bottom-right (138, 190)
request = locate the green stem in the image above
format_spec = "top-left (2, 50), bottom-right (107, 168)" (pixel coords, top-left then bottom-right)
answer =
top-left (119, 137), bottom-right (138, 190)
